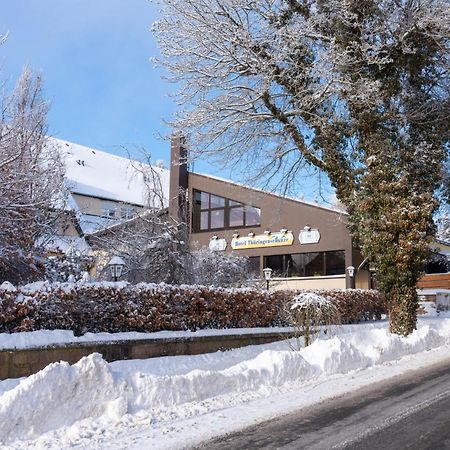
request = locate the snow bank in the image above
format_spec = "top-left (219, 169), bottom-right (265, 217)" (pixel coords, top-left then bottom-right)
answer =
top-left (0, 327), bottom-right (293, 350)
top-left (2, 319), bottom-right (450, 445)
top-left (0, 354), bottom-right (127, 442)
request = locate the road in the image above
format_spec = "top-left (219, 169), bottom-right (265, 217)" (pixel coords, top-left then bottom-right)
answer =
top-left (196, 358), bottom-right (450, 450)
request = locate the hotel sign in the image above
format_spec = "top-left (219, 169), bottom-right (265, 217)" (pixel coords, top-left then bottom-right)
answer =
top-left (231, 232), bottom-right (294, 250)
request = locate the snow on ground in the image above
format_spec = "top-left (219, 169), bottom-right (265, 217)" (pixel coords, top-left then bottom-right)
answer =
top-left (2, 318), bottom-right (450, 449)
top-left (0, 327), bottom-right (293, 351)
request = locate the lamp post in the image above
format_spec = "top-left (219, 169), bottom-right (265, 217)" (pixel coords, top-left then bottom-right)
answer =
top-left (263, 267), bottom-right (272, 291)
top-left (347, 265), bottom-right (355, 289)
top-left (108, 256), bottom-right (125, 282)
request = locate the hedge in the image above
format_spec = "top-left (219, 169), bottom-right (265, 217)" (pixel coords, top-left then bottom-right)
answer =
top-left (0, 282), bottom-right (386, 335)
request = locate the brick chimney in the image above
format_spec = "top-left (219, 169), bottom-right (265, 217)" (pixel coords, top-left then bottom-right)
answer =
top-left (169, 134), bottom-right (188, 222)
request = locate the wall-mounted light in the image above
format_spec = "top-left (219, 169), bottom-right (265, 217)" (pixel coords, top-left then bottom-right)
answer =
top-left (232, 233), bottom-right (240, 239)
top-left (248, 232), bottom-right (255, 237)
top-left (347, 266), bottom-right (355, 278)
top-left (280, 228), bottom-right (288, 234)
top-left (304, 225), bottom-right (311, 231)
top-left (347, 266), bottom-right (356, 289)
top-left (264, 230), bottom-right (271, 235)
top-left (211, 235), bottom-right (218, 240)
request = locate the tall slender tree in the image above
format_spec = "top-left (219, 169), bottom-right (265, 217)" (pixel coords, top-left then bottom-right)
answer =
top-left (154, 0), bottom-right (450, 335)
top-left (0, 68), bottom-right (65, 283)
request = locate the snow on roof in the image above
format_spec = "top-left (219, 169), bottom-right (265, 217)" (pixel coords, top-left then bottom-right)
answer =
top-left (78, 214), bottom-right (120, 235)
top-left (43, 235), bottom-right (92, 256)
top-left (194, 172), bottom-right (347, 215)
top-left (50, 139), bottom-right (170, 208)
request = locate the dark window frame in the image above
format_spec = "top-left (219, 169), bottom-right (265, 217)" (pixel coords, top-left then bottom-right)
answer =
top-left (192, 189), bottom-right (261, 232)
top-left (264, 251), bottom-right (346, 278)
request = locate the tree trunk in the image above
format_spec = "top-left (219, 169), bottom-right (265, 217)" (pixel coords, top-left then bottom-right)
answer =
top-left (385, 279), bottom-right (418, 336)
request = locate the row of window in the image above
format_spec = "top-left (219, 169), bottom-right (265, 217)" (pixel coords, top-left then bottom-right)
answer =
top-left (101, 204), bottom-right (135, 220)
top-left (192, 190), bottom-right (261, 232)
top-left (264, 251), bottom-right (346, 277)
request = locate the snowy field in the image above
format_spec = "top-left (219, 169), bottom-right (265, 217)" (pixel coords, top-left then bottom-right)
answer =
top-left (2, 317), bottom-right (450, 449)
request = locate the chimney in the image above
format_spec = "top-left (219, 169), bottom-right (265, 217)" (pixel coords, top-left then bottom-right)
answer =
top-left (169, 134), bottom-right (188, 222)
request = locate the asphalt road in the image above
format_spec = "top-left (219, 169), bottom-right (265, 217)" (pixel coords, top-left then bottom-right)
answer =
top-left (195, 358), bottom-right (450, 450)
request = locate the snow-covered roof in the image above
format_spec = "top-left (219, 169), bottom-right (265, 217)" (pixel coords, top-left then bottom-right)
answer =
top-left (78, 214), bottom-right (120, 235)
top-left (42, 235), bottom-right (92, 256)
top-left (50, 139), bottom-right (170, 207)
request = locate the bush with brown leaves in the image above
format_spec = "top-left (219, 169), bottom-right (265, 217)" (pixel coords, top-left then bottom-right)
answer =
top-left (0, 283), bottom-right (385, 335)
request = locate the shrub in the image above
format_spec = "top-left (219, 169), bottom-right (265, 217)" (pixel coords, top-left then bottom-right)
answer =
top-left (285, 293), bottom-right (341, 348)
top-left (0, 282), bottom-right (385, 335)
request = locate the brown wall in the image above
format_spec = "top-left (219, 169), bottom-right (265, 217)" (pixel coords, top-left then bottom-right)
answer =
top-left (187, 173), bottom-right (357, 288)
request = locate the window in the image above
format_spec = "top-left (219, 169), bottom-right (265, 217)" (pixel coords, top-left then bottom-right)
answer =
top-left (245, 205), bottom-right (261, 226)
top-left (325, 250), bottom-right (346, 275)
top-left (247, 256), bottom-right (261, 275)
top-left (101, 203), bottom-right (116, 218)
top-left (120, 207), bottom-right (135, 219)
top-left (192, 190), bottom-right (261, 232)
top-left (265, 255), bottom-right (286, 277)
top-left (229, 206), bottom-right (244, 227)
top-left (264, 251), bottom-right (345, 278)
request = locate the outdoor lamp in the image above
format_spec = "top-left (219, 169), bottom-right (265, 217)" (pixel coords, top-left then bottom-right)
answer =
top-left (108, 256), bottom-right (125, 282)
top-left (347, 265), bottom-right (356, 289)
top-left (263, 267), bottom-right (273, 291)
top-left (347, 266), bottom-right (355, 277)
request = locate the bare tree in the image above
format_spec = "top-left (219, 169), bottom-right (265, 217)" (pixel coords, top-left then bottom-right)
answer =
top-left (89, 151), bottom-right (255, 287)
top-left (86, 150), bottom-right (191, 284)
top-left (0, 68), bottom-right (65, 283)
top-left (90, 208), bottom-right (192, 284)
top-left (191, 247), bottom-right (254, 287)
top-left (154, 0), bottom-right (450, 335)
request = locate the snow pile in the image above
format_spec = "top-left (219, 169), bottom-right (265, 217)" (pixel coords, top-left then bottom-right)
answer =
top-left (2, 319), bottom-right (450, 446)
top-left (0, 354), bottom-right (127, 442)
top-left (0, 281), bottom-right (16, 292)
top-left (418, 301), bottom-right (438, 317)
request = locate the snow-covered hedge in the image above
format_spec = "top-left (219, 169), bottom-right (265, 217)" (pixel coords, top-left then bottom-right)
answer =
top-left (0, 282), bottom-right (385, 335)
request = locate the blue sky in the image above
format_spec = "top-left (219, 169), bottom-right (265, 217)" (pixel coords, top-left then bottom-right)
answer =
top-left (1, 0), bottom-right (177, 164)
top-left (0, 0), bottom-right (330, 202)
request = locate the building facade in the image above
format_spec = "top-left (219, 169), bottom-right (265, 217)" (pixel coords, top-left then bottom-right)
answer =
top-left (48, 136), bottom-right (447, 290)
top-left (169, 137), bottom-right (372, 290)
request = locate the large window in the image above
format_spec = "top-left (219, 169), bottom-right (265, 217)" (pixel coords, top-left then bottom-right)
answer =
top-left (192, 190), bottom-right (261, 232)
top-left (264, 251), bottom-right (345, 278)
top-left (247, 256), bottom-right (261, 276)
top-left (120, 207), bottom-right (135, 219)
top-left (101, 203), bottom-right (116, 218)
